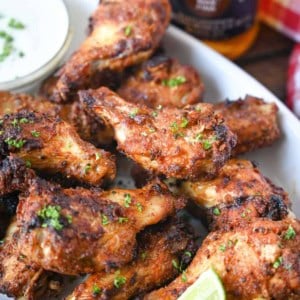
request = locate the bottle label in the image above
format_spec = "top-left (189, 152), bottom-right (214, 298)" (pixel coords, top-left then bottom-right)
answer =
top-left (170, 0), bottom-right (258, 40)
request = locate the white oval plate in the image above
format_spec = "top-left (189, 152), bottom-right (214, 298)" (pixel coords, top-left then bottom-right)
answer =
top-left (1, 0), bottom-right (300, 299)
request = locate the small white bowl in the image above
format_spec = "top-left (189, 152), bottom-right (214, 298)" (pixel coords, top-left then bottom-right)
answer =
top-left (0, 0), bottom-right (71, 93)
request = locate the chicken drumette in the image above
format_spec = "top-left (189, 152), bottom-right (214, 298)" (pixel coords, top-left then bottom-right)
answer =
top-left (16, 178), bottom-right (185, 275)
top-left (40, 0), bottom-right (171, 103)
top-left (67, 218), bottom-right (196, 300)
top-left (145, 218), bottom-right (300, 300)
top-left (80, 87), bottom-right (236, 180)
top-left (0, 111), bottom-right (115, 186)
top-left (118, 55), bottom-right (204, 108)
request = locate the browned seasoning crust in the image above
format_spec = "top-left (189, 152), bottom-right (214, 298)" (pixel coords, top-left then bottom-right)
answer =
top-left (16, 178), bottom-right (185, 275)
top-left (66, 218), bottom-right (196, 300)
top-left (144, 218), bottom-right (300, 300)
top-left (80, 87), bottom-right (237, 180)
top-left (118, 55), bottom-right (204, 108)
top-left (0, 111), bottom-right (116, 186)
top-left (215, 95), bottom-right (280, 156)
top-left (40, 0), bottom-right (171, 103)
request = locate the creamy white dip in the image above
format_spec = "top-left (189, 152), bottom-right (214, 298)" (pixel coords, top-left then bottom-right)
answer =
top-left (0, 0), bottom-right (69, 83)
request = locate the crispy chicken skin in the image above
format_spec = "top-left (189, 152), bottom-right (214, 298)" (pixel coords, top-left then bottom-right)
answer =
top-left (0, 220), bottom-right (48, 299)
top-left (41, 0), bottom-right (171, 103)
top-left (215, 95), bottom-right (280, 155)
top-left (118, 55), bottom-right (204, 108)
top-left (145, 218), bottom-right (300, 300)
top-left (16, 178), bottom-right (185, 275)
top-left (0, 111), bottom-right (116, 186)
top-left (67, 218), bottom-right (196, 300)
top-left (80, 87), bottom-right (236, 180)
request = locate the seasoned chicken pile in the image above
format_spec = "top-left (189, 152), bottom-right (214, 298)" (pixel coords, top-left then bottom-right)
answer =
top-left (0, 0), bottom-right (298, 300)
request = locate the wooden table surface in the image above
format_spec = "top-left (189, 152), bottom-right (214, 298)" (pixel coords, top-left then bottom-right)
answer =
top-left (236, 23), bottom-right (294, 102)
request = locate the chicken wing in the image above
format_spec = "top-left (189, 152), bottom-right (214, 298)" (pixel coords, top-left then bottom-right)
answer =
top-left (215, 95), bottom-right (280, 155)
top-left (118, 55), bottom-right (204, 108)
top-left (80, 87), bottom-right (236, 180)
top-left (0, 220), bottom-right (62, 299)
top-left (0, 111), bottom-right (116, 186)
top-left (41, 0), bottom-right (171, 103)
top-left (16, 178), bottom-right (185, 275)
top-left (145, 218), bottom-right (300, 300)
top-left (67, 218), bottom-right (195, 300)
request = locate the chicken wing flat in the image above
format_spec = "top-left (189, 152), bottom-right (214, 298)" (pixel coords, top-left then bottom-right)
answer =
top-left (16, 178), bottom-right (185, 275)
top-left (145, 218), bottom-right (300, 300)
top-left (0, 220), bottom-right (53, 299)
top-left (41, 0), bottom-right (171, 103)
top-left (0, 111), bottom-right (116, 186)
top-left (80, 87), bottom-right (236, 180)
top-left (67, 218), bottom-right (195, 300)
top-left (118, 55), bottom-right (204, 108)
top-left (215, 95), bottom-right (280, 155)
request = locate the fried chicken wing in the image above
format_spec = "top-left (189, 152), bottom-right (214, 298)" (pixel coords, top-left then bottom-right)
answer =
top-left (0, 111), bottom-right (115, 186)
top-left (215, 95), bottom-right (280, 155)
top-left (0, 220), bottom-right (55, 299)
top-left (41, 0), bottom-right (171, 103)
top-left (145, 218), bottom-right (300, 300)
top-left (16, 178), bottom-right (185, 275)
top-left (80, 87), bottom-right (236, 180)
top-left (118, 55), bottom-right (204, 108)
top-left (67, 218), bottom-right (195, 300)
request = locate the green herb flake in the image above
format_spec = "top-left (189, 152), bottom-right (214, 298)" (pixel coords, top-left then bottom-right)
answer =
top-left (273, 256), bottom-right (283, 269)
top-left (284, 225), bottom-right (296, 240)
top-left (203, 140), bottom-right (212, 150)
top-left (31, 130), bottom-right (40, 138)
top-left (184, 251), bottom-right (192, 257)
top-left (219, 244), bottom-right (226, 252)
top-left (19, 118), bottom-right (29, 124)
top-left (149, 127), bottom-right (156, 133)
top-left (213, 207), bottom-right (221, 216)
top-left (151, 111), bottom-right (158, 118)
top-left (181, 271), bottom-right (187, 282)
top-left (95, 153), bottom-right (102, 160)
top-left (11, 119), bottom-right (18, 127)
top-left (162, 76), bottom-right (186, 87)
top-left (25, 160), bottom-right (31, 168)
top-left (5, 138), bottom-right (25, 149)
top-left (195, 133), bottom-right (203, 141)
top-left (180, 117), bottom-right (189, 128)
top-left (8, 18), bottom-right (25, 29)
top-left (92, 284), bottom-right (102, 296)
top-left (114, 272), bottom-right (126, 288)
top-left (37, 205), bottom-right (64, 231)
top-left (136, 202), bottom-right (143, 212)
top-left (129, 108), bottom-right (139, 119)
top-left (141, 251), bottom-right (147, 260)
top-left (67, 215), bottom-right (72, 224)
top-left (118, 217), bottom-right (128, 224)
top-left (172, 259), bottom-right (179, 270)
top-left (170, 122), bottom-right (178, 133)
top-left (124, 193), bottom-right (132, 208)
top-left (84, 163), bottom-right (91, 174)
top-left (101, 214), bottom-right (109, 226)
top-left (124, 25), bottom-right (132, 36)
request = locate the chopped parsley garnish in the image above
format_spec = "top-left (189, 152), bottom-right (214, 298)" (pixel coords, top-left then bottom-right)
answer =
top-left (124, 25), bottom-right (132, 36)
top-left (181, 271), bottom-right (187, 282)
top-left (172, 259), bottom-right (179, 270)
top-left (203, 139), bottom-right (213, 150)
top-left (141, 251), bottom-right (147, 260)
top-left (149, 127), bottom-right (156, 133)
top-left (284, 225), bottom-right (296, 240)
top-left (170, 122), bottom-right (178, 132)
top-left (162, 76), bottom-right (186, 87)
top-left (67, 215), bottom-right (72, 224)
top-left (101, 214), bottom-right (109, 226)
top-left (0, 39), bottom-right (13, 62)
top-left (180, 117), bottom-right (189, 128)
top-left (31, 130), bottom-right (40, 138)
top-left (84, 163), bottom-right (91, 174)
top-left (184, 251), bottom-right (192, 257)
top-left (124, 193), bottom-right (132, 208)
top-left (170, 121), bottom-right (185, 138)
top-left (273, 256), bottom-right (283, 269)
top-left (195, 133), bottom-right (203, 141)
top-left (92, 284), bottom-right (102, 295)
top-left (8, 18), bottom-right (25, 29)
top-left (95, 153), bottom-right (101, 160)
top-left (129, 108), bottom-right (139, 119)
top-left (19, 117), bottom-right (29, 124)
top-left (5, 138), bottom-right (25, 149)
top-left (114, 271), bottom-right (126, 288)
top-left (118, 217), bottom-right (128, 224)
top-left (11, 119), bottom-right (18, 127)
top-left (219, 244), bottom-right (226, 252)
top-left (213, 207), bottom-right (221, 216)
top-left (136, 202), bottom-right (143, 212)
top-left (37, 205), bottom-right (64, 231)
top-left (25, 160), bottom-right (31, 168)
top-left (151, 111), bottom-right (158, 118)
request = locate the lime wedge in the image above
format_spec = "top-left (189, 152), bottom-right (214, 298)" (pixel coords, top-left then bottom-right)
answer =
top-left (178, 268), bottom-right (226, 300)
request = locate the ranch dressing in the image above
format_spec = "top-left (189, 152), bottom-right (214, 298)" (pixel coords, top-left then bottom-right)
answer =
top-left (0, 0), bottom-right (69, 83)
